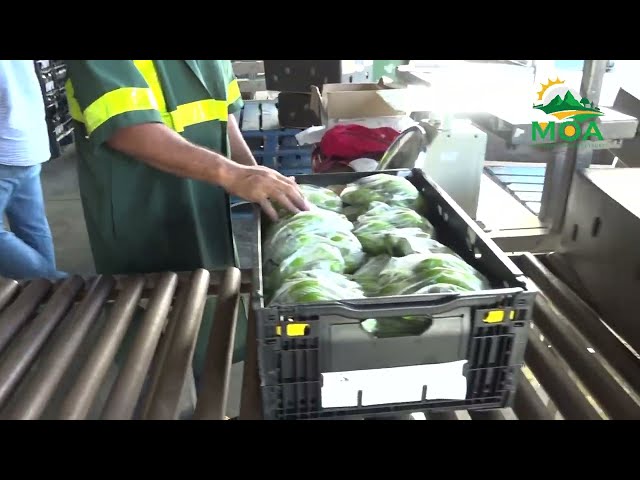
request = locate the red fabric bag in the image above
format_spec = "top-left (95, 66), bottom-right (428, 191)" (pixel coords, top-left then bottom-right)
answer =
top-left (313, 124), bottom-right (400, 173)
top-left (319, 124), bottom-right (400, 159)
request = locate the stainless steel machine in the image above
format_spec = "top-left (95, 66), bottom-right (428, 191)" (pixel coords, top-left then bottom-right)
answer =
top-left (376, 116), bottom-right (488, 220)
top-left (388, 61), bottom-right (640, 419)
top-left (555, 168), bottom-right (640, 353)
top-left (418, 116), bottom-right (487, 219)
top-left (398, 60), bottom-right (640, 254)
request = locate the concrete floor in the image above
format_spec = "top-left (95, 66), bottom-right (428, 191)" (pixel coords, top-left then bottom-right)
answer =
top-left (41, 147), bottom-right (94, 275)
top-left (41, 144), bottom-right (252, 418)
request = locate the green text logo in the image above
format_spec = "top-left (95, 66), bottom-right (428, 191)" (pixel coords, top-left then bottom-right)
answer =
top-left (531, 78), bottom-right (604, 143)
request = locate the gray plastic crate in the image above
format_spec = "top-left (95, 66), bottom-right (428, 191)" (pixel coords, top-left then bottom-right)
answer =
top-left (251, 169), bottom-right (537, 420)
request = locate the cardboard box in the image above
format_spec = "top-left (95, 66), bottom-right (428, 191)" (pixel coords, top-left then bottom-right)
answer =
top-left (309, 81), bottom-right (409, 127)
top-left (276, 79), bottom-right (413, 130)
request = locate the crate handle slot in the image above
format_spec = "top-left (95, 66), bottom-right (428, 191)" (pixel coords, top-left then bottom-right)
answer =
top-left (361, 317), bottom-right (434, 339)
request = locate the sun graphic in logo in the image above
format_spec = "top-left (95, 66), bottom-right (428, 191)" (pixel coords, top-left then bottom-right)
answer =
top-left (533, 77), bottom-right (603, 123)
top-left (536, 78), bottom-right (565, 102)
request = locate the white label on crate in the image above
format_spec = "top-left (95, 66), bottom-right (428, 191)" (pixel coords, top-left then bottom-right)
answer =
top-left (321, 360), bottom-right (468, 408)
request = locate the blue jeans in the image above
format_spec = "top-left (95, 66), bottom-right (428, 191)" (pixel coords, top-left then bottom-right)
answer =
top-left (0, 163), bottom-right (63, 280)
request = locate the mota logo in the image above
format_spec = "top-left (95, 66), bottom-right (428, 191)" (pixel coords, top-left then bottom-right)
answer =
top-left (531, 78), bottom-right (604, 143)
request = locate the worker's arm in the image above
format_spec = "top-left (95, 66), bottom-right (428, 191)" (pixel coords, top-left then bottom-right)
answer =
top-left (106, 123), bottom-right (305, 220)
top-left (227, 114), bottom-right (258, 166)
top-left (66, 60), bottom-right (307, 220)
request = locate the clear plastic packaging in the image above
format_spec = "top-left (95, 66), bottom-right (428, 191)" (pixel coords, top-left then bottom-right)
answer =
top-left (383, 228), bottom-right (455, 257)
top-left (350, 255), bottom-right (393, 296)
top-left (264, 208), bottom-right (354, 251)
top-left (353, 253), bottom-right (490, 297)
top-left (340, 173), bottom-right (421, 210)
top-left (263, 230), bottom-right (365, 274)
top-left (269, 270), bottom-right (365, 306)
top-left (352, 202), bottom-right (435, 255)
top-left (264, 243), bottom-right (346, 293)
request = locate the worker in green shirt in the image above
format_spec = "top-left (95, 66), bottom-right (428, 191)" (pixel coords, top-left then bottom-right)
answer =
top-left (66, 60), bottom-right (308, 381)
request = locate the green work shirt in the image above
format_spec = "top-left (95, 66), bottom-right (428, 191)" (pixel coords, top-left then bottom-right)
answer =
top-left (66, 60), bottom-right (244, 275)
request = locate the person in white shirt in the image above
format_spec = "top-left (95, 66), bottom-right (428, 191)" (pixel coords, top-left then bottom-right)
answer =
top-left (0, 60), bottom-right (64, 279)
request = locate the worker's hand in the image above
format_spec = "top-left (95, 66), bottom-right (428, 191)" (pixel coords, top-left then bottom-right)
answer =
top-left (222, 164), bottom-right (310, 220)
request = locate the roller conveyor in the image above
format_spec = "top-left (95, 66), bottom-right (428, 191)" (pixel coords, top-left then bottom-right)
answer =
top-left (0, 268), bottom-right (247, 420)
top-left (3, 259), bottom-right (637, 420)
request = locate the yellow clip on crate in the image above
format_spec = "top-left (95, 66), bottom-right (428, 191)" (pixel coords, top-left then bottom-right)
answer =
top-left (484, 310), bottom-right (516, 324)
top-left (275, 323), bottom-right (310, 337)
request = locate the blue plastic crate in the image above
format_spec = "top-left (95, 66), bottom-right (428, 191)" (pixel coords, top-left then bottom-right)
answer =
top-left (277, 151), bottom-right (313, 172)
top-left (243, 129), bottom-right (312, 171)
top-left (239, 100), bottom-right (314, 175)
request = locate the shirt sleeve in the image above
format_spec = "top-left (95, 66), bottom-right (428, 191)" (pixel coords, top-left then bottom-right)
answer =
top-left (222, 61), bottom-right (244, 114)
top-left (65, 60), bottom-right (164, 149)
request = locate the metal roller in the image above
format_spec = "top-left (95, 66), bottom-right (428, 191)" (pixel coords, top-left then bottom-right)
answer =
top-left (138, 284), bottom-right (187, 420)
top-left (0, 276), bottom-right (84, 409)
top-left (0, 279), bottom-right (52, 355)
top-left (525, 329), bottom-right (601, 420)
top-left (1, 275), bottom-right (115, 420)
top-left (0, 277), bottom-right (19, 312)
top-left (110, 269), bottom-right (252, 299)
top-left (145, 269), bottom-right (210, 420)
top-left (209, 268), bottom-right (252, 294)
top-left (101, 272), bottom-right (177, 420)
top-left (512, 370), bottom-right (553, 420)
top-left (533, 294), bottom-right (640, 420)
top-left (193, 267), bottom-right (241, 420)
top-left (519, 253), bottom-right (640, 396)
top-left (58, 276), bottom-right (146, 420)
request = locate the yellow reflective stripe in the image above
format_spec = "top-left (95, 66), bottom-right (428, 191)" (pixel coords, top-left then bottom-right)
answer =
top-left (65, 79), bottom-right (84, 122)
top-left (134, 60), bottom-right (228, 132)
top-left (133, 60), bottom-right (174, 129)
top-left (169, 99), bottom-right (227, 132)
top-left (227, 79), bottom-right (241, 105)
top-left (67, 59), bottom-right (228, 136)
top-left (83, 87), bottom-right (157, 134)
top-left (133, 60), bottom-right (167, 114)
